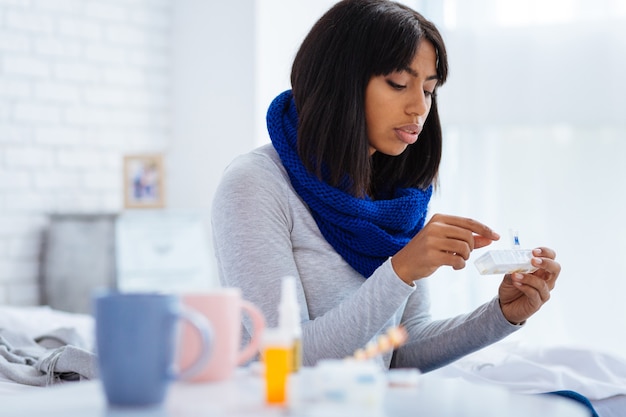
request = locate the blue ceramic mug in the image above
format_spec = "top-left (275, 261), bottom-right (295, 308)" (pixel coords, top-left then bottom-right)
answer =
top-left (94, 292), bottom-right (212, 407)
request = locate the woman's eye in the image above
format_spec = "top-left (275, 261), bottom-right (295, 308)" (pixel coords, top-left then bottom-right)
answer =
top-left (387, 80), bottom-right (406, 90)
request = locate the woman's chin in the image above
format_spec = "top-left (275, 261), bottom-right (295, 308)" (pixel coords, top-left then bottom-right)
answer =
top-left (379, 145), bottom-right (409, 157)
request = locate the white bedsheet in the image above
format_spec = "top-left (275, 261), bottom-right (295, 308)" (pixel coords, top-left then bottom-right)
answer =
top-left (432, 340), bottom-right (626, 399)
top-left (0, 305), bottom-right (94, 349)
top-left (431, 340), bottom-right (626, 417)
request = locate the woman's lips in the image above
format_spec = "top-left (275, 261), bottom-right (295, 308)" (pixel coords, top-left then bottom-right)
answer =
top-left (394, 124), bottom-right (422, 145)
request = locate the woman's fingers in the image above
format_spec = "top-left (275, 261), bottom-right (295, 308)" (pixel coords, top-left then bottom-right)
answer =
top-left (530, 247), bottom-right (561, 288)
top-left (512, 272), bottom-right (551, 303)
top-left (427, 214), bottom-right (500, 252)
top-left (499, 245), bottom-right (560, 323)
top-left (424, 214), bottom-right (501, 269)
top-left (473, 235), bottom-right (496, 249)
top-left (430, 214), bottom-right (501, 242)
top-left (392, 213), bottom-right (499, 283)
top-left (533, 247), bottom-right (556, 260)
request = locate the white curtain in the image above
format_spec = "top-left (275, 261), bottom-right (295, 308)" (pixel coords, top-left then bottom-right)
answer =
top-left (424, 0), bottom-right (626, 357)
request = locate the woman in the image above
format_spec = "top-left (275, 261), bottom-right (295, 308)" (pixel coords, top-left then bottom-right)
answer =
top-left (212, 0), bottom-right (560, 372)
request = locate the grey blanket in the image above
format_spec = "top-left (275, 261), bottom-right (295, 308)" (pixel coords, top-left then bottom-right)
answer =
top-left (0, 327), bottom-right (97, 386)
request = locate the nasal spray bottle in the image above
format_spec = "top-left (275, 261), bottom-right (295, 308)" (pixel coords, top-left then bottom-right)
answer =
top-left (279, 276), bottom-right (302, 373)
top-left (262, 276), bottom-right (303, 406)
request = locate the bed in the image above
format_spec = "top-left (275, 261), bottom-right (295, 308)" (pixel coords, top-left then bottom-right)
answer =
top-left (0, 305), bottom-right (624, 416)
top-left (0, 305), bottom-right (95, 395)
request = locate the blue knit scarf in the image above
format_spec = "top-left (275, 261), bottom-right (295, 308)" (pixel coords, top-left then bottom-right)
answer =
top-left (267, 90), bottom-right (432, 277)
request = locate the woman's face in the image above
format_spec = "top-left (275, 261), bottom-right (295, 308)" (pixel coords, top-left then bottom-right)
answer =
top-left (365, 40), bottom-right (439, 156)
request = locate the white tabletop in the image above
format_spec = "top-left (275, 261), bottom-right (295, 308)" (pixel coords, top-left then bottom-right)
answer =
top-left (0, 369), bottom-right (590, 417)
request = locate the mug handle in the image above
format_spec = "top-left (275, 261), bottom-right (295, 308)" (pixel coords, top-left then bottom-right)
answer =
top-left (175, 306), bottom-right (213, 380)
top-left (237, 300), bottom-right (266, 365)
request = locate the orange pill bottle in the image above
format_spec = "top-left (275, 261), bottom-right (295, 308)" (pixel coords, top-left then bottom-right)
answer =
top-left (262, 328), bottom-right (292, 405)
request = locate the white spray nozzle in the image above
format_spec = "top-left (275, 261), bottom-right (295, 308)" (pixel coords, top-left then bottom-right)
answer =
top-left (279, 276), bottom-right (301, 332)
top-left (280, 276), bottom-right (298, 311)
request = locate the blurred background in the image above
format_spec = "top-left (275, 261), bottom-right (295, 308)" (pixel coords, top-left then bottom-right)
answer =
top-left (0, 0), bottom-right (624, 357)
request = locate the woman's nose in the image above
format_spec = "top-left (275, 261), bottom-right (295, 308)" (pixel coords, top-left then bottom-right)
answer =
top-left (405, 91), bottom-right (428, 117)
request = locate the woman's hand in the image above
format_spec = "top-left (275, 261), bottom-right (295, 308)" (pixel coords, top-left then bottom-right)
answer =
top-left (498, 247), bottom-right (561, 324)
top-left (391, 213), bottom-right (500, 284)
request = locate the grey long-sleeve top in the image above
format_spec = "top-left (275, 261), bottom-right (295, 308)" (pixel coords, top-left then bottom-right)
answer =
top-left (211, 144), bottom-right (520, 372)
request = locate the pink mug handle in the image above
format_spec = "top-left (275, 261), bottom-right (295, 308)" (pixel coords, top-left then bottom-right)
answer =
top-left (237, 300), bottom-right (266, 365)
top-left (176, 305), bottom-right (213, 381)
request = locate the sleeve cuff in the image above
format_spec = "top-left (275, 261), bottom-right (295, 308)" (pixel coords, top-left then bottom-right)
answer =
top-left (494, 296), bottom-right (526, 327)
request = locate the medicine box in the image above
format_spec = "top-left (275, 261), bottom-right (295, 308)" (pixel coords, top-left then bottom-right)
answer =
top-left (474, 250), bottom-right (537, 275)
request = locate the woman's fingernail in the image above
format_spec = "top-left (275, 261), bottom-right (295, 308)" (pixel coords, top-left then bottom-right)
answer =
top-left (533, 248), bottom-right (542, 255)
top-left (534, 258), bottom-right (543, 265)
top-left (513, 273), bottom-right (523, 280)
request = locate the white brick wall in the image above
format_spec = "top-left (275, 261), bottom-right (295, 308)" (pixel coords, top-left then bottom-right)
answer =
top-left (0, 0), bottom-right (173, 305)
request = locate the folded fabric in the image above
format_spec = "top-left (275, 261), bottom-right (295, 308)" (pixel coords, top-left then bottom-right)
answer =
top-left (0, 327), bottom-right (97, 386)
top-left (432, 341), bottom-right (626, 400)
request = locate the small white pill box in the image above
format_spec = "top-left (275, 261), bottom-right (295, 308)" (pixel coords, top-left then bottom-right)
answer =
top-left (474, 249), bottom-right (537, 275)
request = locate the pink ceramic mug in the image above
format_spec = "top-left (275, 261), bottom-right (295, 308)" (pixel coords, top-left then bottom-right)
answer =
top-left (178, 288), bottom-right (265, 382)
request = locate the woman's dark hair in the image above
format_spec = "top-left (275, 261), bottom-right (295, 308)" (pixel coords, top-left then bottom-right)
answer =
top-left (291, 0), bottom-right (448, 198)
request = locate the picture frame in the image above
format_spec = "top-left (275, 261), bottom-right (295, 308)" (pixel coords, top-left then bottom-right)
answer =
top-left (123, 154), bottom-right (166, 209)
